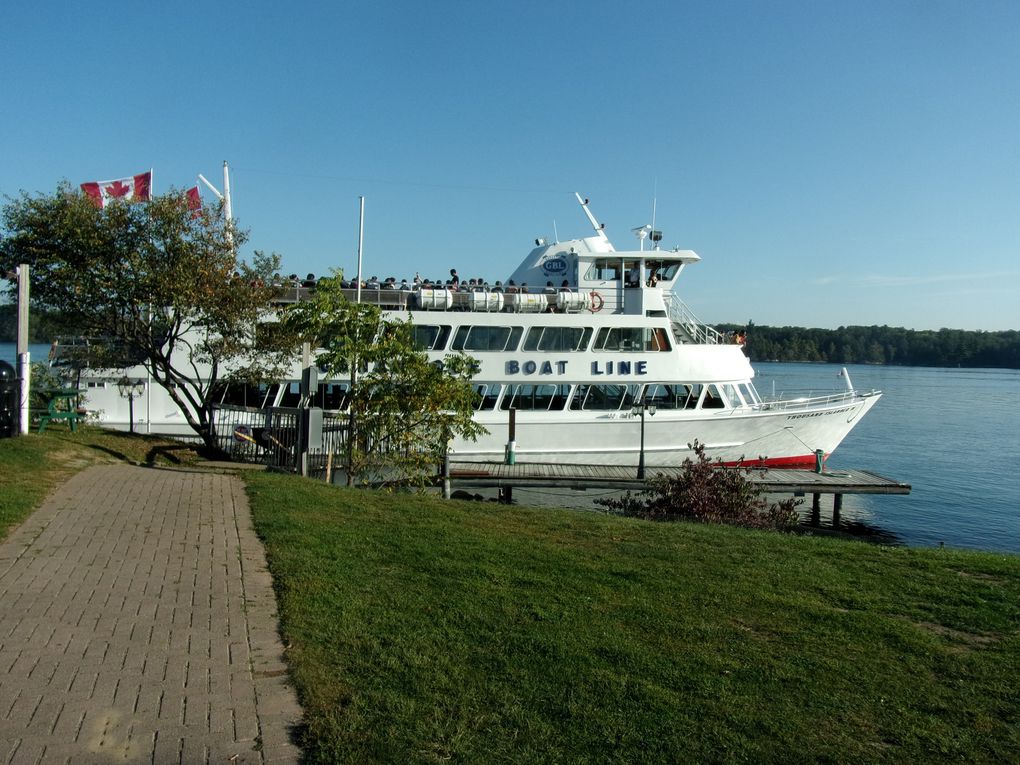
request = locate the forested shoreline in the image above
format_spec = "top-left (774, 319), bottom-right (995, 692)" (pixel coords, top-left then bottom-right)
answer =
top-left (719, 322), bottom-right (1020, 369)
top-left (3, 304), bottom-right (1019, 369)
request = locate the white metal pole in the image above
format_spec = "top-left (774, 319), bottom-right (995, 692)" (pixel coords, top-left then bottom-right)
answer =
top-left (16, 264), bottom-right (30, 435)
top-left (222, 161), bottom-right (232, 223)
top-left (356, 197), bottom-right (364, 303)
top-left (223, 161), bottom-right (234, 253)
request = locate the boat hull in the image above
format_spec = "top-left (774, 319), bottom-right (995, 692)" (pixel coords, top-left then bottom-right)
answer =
top-left (450, 392), bottom-right (881, 468)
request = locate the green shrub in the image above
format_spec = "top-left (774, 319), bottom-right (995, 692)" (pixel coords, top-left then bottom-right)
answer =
top-left (596, 440), bottom-right (801, 530)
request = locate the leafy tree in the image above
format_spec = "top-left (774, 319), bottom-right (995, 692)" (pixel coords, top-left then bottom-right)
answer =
top-left (283, 274), bottom-right (485, 487)
top-left (0, 182), bottom-right (297, 449)
top-left (596, 441), bottom-right (801, 531)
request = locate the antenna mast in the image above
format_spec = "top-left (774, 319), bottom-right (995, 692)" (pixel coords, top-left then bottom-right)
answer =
top-left (575, 193), bottom-right (609, 241)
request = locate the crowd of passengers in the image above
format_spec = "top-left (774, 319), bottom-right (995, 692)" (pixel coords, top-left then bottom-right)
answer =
top-left (278, 268), bottom-right (574, 294)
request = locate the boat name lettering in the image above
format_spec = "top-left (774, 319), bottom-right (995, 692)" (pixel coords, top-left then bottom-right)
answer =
top-left (785, 406), bottom-right (853, 420)
top-left (591, 361), bottom-right (648, 376)
top-left (505, 360), bottom-right (569, 375)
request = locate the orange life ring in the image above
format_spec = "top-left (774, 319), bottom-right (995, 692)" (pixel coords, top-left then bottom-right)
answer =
top-left (590, 291), bottom-right (604, 312)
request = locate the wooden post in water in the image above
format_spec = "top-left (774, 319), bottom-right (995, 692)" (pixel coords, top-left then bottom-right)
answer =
top-left (833, 494), bottom-right (843, 527)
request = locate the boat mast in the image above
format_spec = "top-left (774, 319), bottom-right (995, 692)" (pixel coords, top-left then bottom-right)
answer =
top-left (197, 161), bottom-right (234, 251)
top-left (575, 193), bottom-right (609, 242)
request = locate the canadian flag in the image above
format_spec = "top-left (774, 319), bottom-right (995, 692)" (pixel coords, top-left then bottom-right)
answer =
top-left (80, 170), bottom-right (153, 208)
top-left (185, 185), bottom-right (201, 214)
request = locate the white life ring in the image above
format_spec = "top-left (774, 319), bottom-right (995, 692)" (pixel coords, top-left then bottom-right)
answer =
top-left (590, 291), bottom-right (604, 312)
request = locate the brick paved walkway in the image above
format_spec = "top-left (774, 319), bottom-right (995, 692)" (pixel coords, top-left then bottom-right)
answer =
top-left (0, 465), bottom-right (302, 764)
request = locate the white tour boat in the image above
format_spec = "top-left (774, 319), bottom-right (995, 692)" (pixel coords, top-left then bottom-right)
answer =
top-left (62, 195), bottom-right (880, 468)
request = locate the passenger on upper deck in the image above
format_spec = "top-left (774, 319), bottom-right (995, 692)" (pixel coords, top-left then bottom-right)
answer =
top-left (506, 280), bottom-right (518, 294)
top-left (491, 281), bottom-right (504, 293)
top-left (544, 281), bottom-right (556, 295)
top-left (450, 268), bottom-right (460, 288)
top-left (560, 279), bottom-right (571, 292)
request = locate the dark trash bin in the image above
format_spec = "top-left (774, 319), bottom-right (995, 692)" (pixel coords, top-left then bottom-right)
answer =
top-left (0, 360), bottom-right (17, 438)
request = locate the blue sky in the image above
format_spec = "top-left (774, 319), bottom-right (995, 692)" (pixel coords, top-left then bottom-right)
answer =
top-left (3, 1), bottom-right (1018, 331)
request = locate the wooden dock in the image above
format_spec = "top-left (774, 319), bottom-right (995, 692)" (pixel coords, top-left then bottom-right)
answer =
top-left (447, 462), bottom-right (911, 524)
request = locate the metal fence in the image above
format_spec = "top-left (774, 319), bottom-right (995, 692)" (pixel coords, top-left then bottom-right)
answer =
top-left (210, 404), bottom-right (439, 483)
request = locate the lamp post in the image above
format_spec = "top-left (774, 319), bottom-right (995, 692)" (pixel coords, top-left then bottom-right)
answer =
top-left (631, 395), bottom-right (656, 479)
top-left (117, 377), bottom-right (145, 434)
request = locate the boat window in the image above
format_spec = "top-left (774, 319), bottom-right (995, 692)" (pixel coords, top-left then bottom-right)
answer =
top-left (314, 382), bottom-right (351, 410)
top-left (649, 260), bottom-right (683, 282)
top-left (593, 327), bottom-right (672, 352)
top-left (700, 384), bottom-right (726, 409)
top-left (739, 383), bottom-right (760, 405)
top-left (720, 383), bottom-right (743, 407)
top-left (500, 384), bottom-right (571, 411)
top-left (451, 325), bottom-right (523, 352)
top-left (473, 383), bottom-right (502, 411)
top-left (642, 383), bottom-right (697, 410)
top-left (683, 383), bottom-right (704, 408)
top-left (569, 384), bottom-right (640, 411)
top-left (213, 382), bottom-right (279, 409)
top-left (278, 382), bottom-right (303, 407)
top-left (583, 258), bottom-right (622, 281)
top-left (411, 325), bottom-right (452, 351)
top-left (522, 326), bottom-right (593, 352)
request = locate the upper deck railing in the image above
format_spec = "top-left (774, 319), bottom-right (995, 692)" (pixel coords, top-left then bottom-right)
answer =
top-left (664, 293), bottom-right (725, 345)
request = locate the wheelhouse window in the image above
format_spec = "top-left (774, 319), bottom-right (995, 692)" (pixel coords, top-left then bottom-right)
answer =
top-left (522, 326), bottom-right (593, 352)
top-left (451, 325), bottom-right (523, 352)
top-left (583, 258), bottom-right (622, 281)
top-left (412, 325), bottom-right (452, 351)
top-left (500, 384), bottom-right (571, 411)
top-left (593, 327), bottom-right (672, 352)
top-left (647, 260), bottom-right (684, 282)
top-left (568, 384), bottom-right (640, 411)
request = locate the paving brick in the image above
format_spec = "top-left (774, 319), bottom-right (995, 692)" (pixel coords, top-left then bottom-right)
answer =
top-left (0, 465), bottom-right (301, 763)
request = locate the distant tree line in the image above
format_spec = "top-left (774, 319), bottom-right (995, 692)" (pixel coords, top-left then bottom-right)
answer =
top-left (719, 323), bottom-right (1020, 369)
top-left (0, 303), bottom-right (70, 344)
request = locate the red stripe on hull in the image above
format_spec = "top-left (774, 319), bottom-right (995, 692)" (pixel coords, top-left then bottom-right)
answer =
top-left (722, 454), bottom-right (821, 469)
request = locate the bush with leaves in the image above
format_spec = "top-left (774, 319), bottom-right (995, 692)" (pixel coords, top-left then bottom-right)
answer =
top-left (596, 440), bottom-right (801, 531)
top-left (283, 273), bottom-right (485, 488)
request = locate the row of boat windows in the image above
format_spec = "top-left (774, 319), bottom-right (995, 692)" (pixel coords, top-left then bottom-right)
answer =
top-left (416, 324), bottom-right (672, 353)
top-left (213, 380), bottom-right (760, 412)
top-left (472, 382), bottom-right (759, 411)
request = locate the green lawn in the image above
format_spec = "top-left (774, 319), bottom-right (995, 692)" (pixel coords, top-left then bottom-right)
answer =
top-left (0, 427), bottom-right (205, 541)
top-left (3, 431), bottom-right (1018, 763)
top-left (245, 472), bottom-right (1020, 764)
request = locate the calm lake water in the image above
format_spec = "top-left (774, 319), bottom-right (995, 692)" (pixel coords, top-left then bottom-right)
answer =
top-left (496, 362), bottom-right (1020, 555)
top-left (1, 342), bottom-right (54, 369)
top-left (751, 362), bottom-right (1020, 555)
top-left (3, 343), bottom-right (1017, 554)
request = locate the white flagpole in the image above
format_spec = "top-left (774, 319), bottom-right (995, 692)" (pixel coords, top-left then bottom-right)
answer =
top-left (356, 197), bottom-right (365, 303)
top-left (222, 161), bottom-right (232, 223)
top-left (16, 264), bottom-right (30, 435)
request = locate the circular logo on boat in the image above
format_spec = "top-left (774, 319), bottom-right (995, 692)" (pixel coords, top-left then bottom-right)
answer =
top-left (542, 256), bottom-right (567, 274)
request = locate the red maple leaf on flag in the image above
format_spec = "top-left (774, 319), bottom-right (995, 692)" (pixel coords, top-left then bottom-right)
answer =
top-left (105, 181), bottom-right (131, 198)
